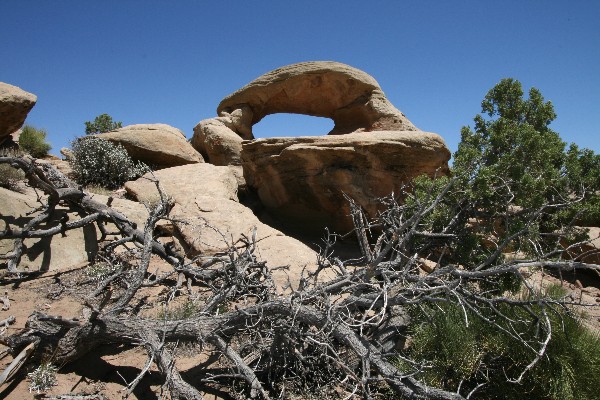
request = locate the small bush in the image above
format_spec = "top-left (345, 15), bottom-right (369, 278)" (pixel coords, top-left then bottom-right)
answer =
top-left (27, 362), bottom-right (58, 393)
top-left (399, 285), bottom-right (600, 399)
top-left (85, 261), bottom-right (119, 284)
top-left (19, 125), bottom-right (52, 158)
top-left (69, 136), bottom-right (148, 189)
top-left (0, 164), bottom-right (25, 189)
top-left (0, 149), bottom-right (26, 189)
top-left (158, 300), bottom-right (199, 320)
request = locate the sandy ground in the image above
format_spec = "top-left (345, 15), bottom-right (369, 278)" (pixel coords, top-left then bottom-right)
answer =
top-left (0, 258), bottom-right (235, 400)
top-left (526, 268), bottom-right (600, 331)
top-left (1, 258), bottom-right (599, 399)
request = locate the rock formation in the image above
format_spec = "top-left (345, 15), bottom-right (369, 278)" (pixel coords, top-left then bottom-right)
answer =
top-left (0, 186), bottom-right (149, 272)
top-left (196, 61), bottom-right (450, 232)
top-left (98, 123), bottom-right (203, 169)
top-left (191, 62), bottom-right (417, 165)
top-left (242, 131), bottom-right (450, 232)
top-left (218, 61), bottom-right (417, 136)
top-left (124, 163), bottom-right (318, 288)
top-left (0, 82), bottom-right (37, 145)
top-left (60, 147), bottom-right (74, 160)
top-left (1, 61), bottom-right (450, 279)
top-left (191, 117), bottom-right (245, 166)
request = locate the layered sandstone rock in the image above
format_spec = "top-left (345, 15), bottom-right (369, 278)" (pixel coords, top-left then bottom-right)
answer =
top-left (0, 82), bottom-right (37, 145)
top-left (98, 123), bottom-right (203, 169)
top-left (241, 131), bottom-right (451, 232)
top-left (191, 61), bottom-right (451, 234)
top-left (124, 164), bottom-right (318, 288)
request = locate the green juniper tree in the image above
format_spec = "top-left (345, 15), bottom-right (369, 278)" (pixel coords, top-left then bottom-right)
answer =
top-left (84, 113), bottom-right (122, 135)
top-left (454, 78), bottom-right (567, 208)
top-left (402, 79), bottom-right (599, 271)
top-left (395, 78), bottom-right (600, 399)
top-left (18, 124), bottom-right (52, 158)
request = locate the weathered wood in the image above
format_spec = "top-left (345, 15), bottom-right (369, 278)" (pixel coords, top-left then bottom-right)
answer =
top-left (0, 341), bottom-right (37, 386)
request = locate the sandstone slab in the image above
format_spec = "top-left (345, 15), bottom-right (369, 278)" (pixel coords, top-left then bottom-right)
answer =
top-left (0, 187), bottom-right (149, 273)
top-left (98, 124), bottom-right (203, 169)
top-left (241, 131), bottom-right (451, 232)
top-left (124, 163), bottom-right (239, 205)
top-left (124, 164), bottom-right (318, 288)
top-left (171, 196), bottom-right (317, 288)
top-left (0, 82), bottom-right (37, 145)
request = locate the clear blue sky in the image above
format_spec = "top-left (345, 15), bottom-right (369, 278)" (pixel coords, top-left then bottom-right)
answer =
top-left (2, 1), bottom-right (599, 157)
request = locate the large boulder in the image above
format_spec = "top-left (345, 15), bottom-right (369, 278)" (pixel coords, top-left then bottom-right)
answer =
top-left (0, 187), bottom-right (149, 273)
top-left (97, 124), bottom-right (203, 169)
top-left (124, 164), bottom-right (318, 288)
top-left (0, 82), bottom-right (37, 145)
top-left (191, 117), bottom-right (244, 166)
top-left (241, 131), bottom-right (451, 232)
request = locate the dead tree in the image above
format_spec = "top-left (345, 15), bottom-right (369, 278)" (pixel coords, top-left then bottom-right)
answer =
top-left (1, 155), bottom-right (598, 399)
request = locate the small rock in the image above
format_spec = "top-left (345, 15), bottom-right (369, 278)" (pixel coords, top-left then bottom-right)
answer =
top-left (60, 147), bottom-right (74, 160)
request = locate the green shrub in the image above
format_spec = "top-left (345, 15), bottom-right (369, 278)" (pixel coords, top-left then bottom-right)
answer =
top-left (27, 362), bottom-right (58, 393)
top-left (399, 286), bottom-right (600, 399)
top-left (85, 113), bottom-right (122, 135)
top-left (0, 164), bottom-right (25, 189)
top-left (19, 125), bottom-right (52, 158)
top-left (0, 149), bottom-right (26, 189)
top-left (69, 136), bottom-right (148, 189)
top-left (158, 300), bottom-right (199, 320)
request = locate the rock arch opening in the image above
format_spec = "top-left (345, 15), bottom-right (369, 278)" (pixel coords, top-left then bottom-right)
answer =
top-left (252, 113), bottom-right (334, 138)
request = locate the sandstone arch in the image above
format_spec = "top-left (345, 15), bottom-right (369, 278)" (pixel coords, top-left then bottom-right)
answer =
top-left (191, 62), bottom-right (450, 232)
top-left (217, 61), bottom-right (417, 137)
top-left (192, 61), bottom-right (420, 166)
